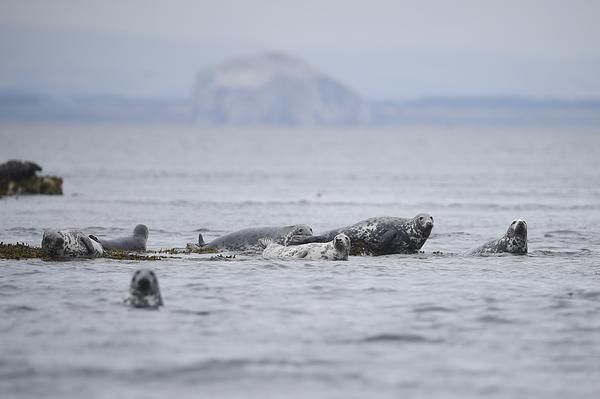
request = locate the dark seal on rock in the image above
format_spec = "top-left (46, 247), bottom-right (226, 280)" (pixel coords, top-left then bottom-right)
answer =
top-left (470, 219), bottom-right (528, 255)
top-left (188, 224), bottom-right (313, 252)
top-left (97, 224), bottom-right (149, 251)
top-left (124, 269), bottom-right (163, 308)
top-left (287, 214), bottom-right (434, 256)
top-left (0, 160), bottom-right (41, 181)
top-left (0, 159), bottom-right (62, 196)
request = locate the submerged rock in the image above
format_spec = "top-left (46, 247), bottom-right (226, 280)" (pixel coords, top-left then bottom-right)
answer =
top-left (0, 160), bottom-right (63, 196)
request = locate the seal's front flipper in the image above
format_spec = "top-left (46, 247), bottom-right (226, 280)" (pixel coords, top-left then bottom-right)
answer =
top-left (380, 230), bottom-right (396, 247)
top-left (186, 243), bottom-right (201, 251)
top-left (258, 238), bottom-right (273, 249)
top-left (295, 248), bottom-right (310, 258)
top-left (80, 236), bottom-right (97, 256)
top-left (198, 233), bottom-right (206, 246)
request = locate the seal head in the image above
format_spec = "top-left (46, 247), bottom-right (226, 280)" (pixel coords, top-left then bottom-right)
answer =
top-left (124, 268), bottom-right (163, 308)
top-left (332, 233), bottom-right (351, 259)
top-left (283, 225), bottom-right (313, 245)
top-left (503, 219), bottom-right (528, 253)
top-left (470, 219), bottom-right (528, 255)
top-left (411, 213), bottom-right (434, 238)
top-left (133, 224), bottom-right (149, 240)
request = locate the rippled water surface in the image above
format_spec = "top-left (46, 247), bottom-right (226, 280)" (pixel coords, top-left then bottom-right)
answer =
top-left (1, 125), bottom-right (600, 398)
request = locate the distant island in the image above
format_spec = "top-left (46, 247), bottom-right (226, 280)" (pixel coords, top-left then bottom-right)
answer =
top-left (1, 52), bottom-right (599, 126)
top-left (192, 52), bottom-right (369, 125)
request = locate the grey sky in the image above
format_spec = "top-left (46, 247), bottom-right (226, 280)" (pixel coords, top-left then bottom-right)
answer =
top-left (1, 0), bottom-right (599, 99)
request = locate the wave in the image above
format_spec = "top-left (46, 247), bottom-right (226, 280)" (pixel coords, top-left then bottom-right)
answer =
top-left (3, 305), bottom-right (37, 313)
top-left (14, 357), bottom-right (337, 381)
top-left (413, 305), bottom-right (455, 313)
top-left (361, 333), bottom-right (443, 344)
top-left (543, 230), bottom-right (586, 238)
top-left (477, 315), bottom-right (514, 324)
top-left (430, 231), bottom-right (472, 239)
top-left (529, 249), bottom-right (593, 257)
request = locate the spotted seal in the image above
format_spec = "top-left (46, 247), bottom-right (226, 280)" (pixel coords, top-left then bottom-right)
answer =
top-left (41, 229), bottom-right (104, 258)
top-left (470, 219), bottom-right (528, 255)
top-left (97, 224), bottom-right (149, 251)
top-left (124, 268), bottom-right (163, 308)
top-left (187, 224), bottom-right (313, 252)
top-left (287, 214), bottom-right (434, 256)
top-left (261, 233), bottom-right (351, 260)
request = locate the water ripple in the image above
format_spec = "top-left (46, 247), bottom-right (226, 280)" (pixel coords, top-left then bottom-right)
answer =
top-left (362, 333), bottom-right (444, 344)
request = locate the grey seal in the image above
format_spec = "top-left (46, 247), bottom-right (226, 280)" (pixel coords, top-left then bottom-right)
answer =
top-left (124, 268), bottom-right (163, 308)
top-left (287, 213), bottom-right (434, 256)
top-left (261, 233), bottom-right (351, 260)
top-left (97, 224), bottom-right (149, 251)
top-left (470, 219), bottom-right (528, 255)
top-left (188, 224), bottom-right (313, 252)
top-left (41, 229), bottom-right (104, 259)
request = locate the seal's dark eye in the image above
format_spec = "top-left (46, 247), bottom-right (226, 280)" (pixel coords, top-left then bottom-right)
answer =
top-left (419, 217), bottom-right (423, 221)
top-left (511, 220), bottom-right (516, 225)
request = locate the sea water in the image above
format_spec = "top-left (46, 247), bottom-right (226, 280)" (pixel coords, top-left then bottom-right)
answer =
top-left (1, 124), bottom-right (599, 398)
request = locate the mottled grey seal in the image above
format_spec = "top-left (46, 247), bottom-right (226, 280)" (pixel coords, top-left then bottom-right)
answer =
top-left (98, 224), bottom-right (149, 251)
top-left (261, 233), bottom-right (351, 260)
top-left (470, 219), bottom-right (528, 255)
top-left (124, 268), bottom-right (163, 308)
top-left (41, 230), bottom-right (104, 259)
top-left (287, 214), bottom-right (434, 256)
top-left (187, 224), bottom-right (313, 252)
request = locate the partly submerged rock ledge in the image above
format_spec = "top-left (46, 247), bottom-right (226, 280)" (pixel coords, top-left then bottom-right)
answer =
top-left (0, 160), bottom-right (63, 196)
top-left (0, 243), bottom-right (223, 261)
top-left (0, 243), bottom-right (163, 261)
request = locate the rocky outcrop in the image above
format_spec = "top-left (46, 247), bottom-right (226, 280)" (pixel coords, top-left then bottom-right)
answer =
top-left (0, 160), bottom-right (63, 196)
top-left (191, 52), bottom-right (370, 126)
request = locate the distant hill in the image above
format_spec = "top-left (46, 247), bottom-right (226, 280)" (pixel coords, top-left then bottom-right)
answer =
top-left (191, 52), bottom-right (369, 125)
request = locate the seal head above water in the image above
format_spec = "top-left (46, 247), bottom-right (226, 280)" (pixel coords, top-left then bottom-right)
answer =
top-left (124, 268), bottom-right (163, 308)
top-left (287, 213), bottom-right (433, 256)
top-left (470, 219), bottom-right (528, 255)
top-left (261, 233), bottom-right (351, 260)
top-left (41, 229), bottom-right (104, 259)
top-left (189, 224), bottom-right (313, 252)
top-left (98, 224), bottom-right (149, 251)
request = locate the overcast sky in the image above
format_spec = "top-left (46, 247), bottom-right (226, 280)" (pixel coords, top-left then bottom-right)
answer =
top-left (1, 0), bottom-right (599, 99)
